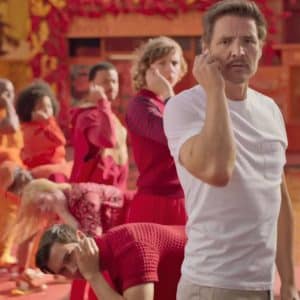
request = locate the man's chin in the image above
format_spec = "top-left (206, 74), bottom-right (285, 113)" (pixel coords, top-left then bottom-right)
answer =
top-left (226, 74), bottom-right (250, 85)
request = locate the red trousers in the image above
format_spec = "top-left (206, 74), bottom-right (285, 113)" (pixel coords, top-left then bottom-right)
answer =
top-left (126, 192), bottom-right (186, 225)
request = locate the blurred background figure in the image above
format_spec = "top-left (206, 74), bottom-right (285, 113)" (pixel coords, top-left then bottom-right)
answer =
top-left (0, 162), bottom-right (32, 269)
top-left (0, 78), bottom-right (23, 167)
top-left (126, 36), bottom-right (187, 225)
top-left (70, 62), bottom-right (129, 190)
top-left (16, 80), bottom-right (73, 181)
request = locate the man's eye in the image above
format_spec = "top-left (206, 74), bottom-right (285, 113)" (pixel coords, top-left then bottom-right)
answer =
top-left (244, 38), bottom-right (256, 44)
top-left (222, 40), bottom-right (230, 45)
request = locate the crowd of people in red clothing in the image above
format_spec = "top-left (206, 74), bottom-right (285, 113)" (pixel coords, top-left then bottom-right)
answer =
top-left (1, 1), bottom-right (300, 299)
top-left (0, 36), bottom-right (187, 299)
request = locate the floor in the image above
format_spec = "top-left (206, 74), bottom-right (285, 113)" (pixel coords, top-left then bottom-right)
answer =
top-left (0, 167), bottom-right (299, 299)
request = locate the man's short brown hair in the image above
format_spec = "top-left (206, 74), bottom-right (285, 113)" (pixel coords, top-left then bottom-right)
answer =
top-left (35, 224), bottom-right (78, 274)
top-left (202, 0), bottom-right (267, 44)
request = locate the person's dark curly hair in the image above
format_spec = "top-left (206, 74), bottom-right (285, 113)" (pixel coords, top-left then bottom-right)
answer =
top-left (16, 80), bottom-right (59, 122)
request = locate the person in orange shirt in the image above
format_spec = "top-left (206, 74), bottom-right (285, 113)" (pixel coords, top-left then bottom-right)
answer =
top-left (0, 78), bottom-right (26, 268)
top-left (0, 78), bottom-right (23, 166)
top-left (0, 163), bottom-right (48, 296)
top-left (0, 161), bottom-right (32, 268)
top-left (0, 79), bottom-right (44, 294)
top-left (16, 80), bottom-right (72, 180)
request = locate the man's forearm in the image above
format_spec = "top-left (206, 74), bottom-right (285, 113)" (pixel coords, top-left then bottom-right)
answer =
top-left (276, 179), bottom-right (296, 285)
top-left (181, 91), bottom-right (236, 185)
top-left (88, 272), bottom-right (124, 300)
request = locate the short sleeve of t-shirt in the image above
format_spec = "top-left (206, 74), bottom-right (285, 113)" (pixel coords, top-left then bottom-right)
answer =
top-left (117, 241), bottom-right (159, 291)
top-left (164, 85), bottom-right (207, 161)
top-left (272, 102), bottom-right (288, 149)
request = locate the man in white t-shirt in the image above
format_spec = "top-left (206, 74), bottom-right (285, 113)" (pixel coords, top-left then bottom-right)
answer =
top-left (164, 1), bottom-right (299, 299)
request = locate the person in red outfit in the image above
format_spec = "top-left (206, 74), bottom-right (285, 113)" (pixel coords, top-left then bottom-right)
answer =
top-left (14, 178), bottom-right (127, 243)
top-left (36, 223), bottom-right (186, 300)
top-left (126, 36), bottom-right (188, 225)
top-left (11, 178), bottom-right (128, 294)
top-left (70, 62), bottom-right (131, 300)
top-left (70, 62), bottom-right (128, 190)
top-left (16, 177), bottom-right (130, 299)
top-left (16, 81), bottom-right (72, 179)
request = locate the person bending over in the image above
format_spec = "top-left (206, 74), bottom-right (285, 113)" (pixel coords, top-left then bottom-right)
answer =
top-left (36, 223), bottom-right (186, 300)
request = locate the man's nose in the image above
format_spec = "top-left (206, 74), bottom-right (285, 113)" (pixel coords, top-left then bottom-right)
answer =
top-left (231, 41), bottom-right (245, 57)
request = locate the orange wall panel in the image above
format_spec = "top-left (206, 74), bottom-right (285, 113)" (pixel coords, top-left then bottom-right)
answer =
top-left (68, 12), bottom-right (203, 38)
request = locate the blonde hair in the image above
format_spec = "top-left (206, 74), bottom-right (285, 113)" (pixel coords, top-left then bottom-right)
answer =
top-left (13, 179), bottom-right (71, 243)
top-left (131, 36), bottom-right (187, 91)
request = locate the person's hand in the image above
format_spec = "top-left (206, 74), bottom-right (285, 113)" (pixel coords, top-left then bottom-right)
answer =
top-left (9, 168), bottom-right (33, 196)
top-left (280, 283), bottom-right (300, 300)
top-left (192, 50), bottom-right (225, 96)
top-left (31, 110), bottom-right (50, 121)
top-left (145, 67), bottom-right (174, 101)
top-left (74, 231), bottom-right (100, 281)
top-left (88, 83), bottom-right (108, 104)
top-left (0, 91), bottom-right (13, 107)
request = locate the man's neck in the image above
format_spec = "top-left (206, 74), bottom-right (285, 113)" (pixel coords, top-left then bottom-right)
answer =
top-left (225, 81), bottom-right (248, 101)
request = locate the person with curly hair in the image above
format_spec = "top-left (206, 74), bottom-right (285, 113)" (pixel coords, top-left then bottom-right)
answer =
top-left (11, 178), bottom-right (128, 296)
top-left (126, 36), bottom-right (187, 225)
top-left (16, 80), bottom-right (72, 180)
top-left (14, 178), bottom-right (127, 242)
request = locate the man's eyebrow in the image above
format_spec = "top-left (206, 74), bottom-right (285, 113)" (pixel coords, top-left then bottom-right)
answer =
top-left (241, 34), bottom-right (256, 39)
top-left (217, 34), bottom-right (256, 40)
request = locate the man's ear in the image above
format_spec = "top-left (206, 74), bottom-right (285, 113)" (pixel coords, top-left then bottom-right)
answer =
top-left (76, 230), bottom-right (86, 241)
top-left (258, 40), bottom-right (264, 59)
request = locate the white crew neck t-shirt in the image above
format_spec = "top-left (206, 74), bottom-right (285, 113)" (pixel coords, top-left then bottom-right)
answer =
top-left (164, 85), bottom-right (287, 290)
